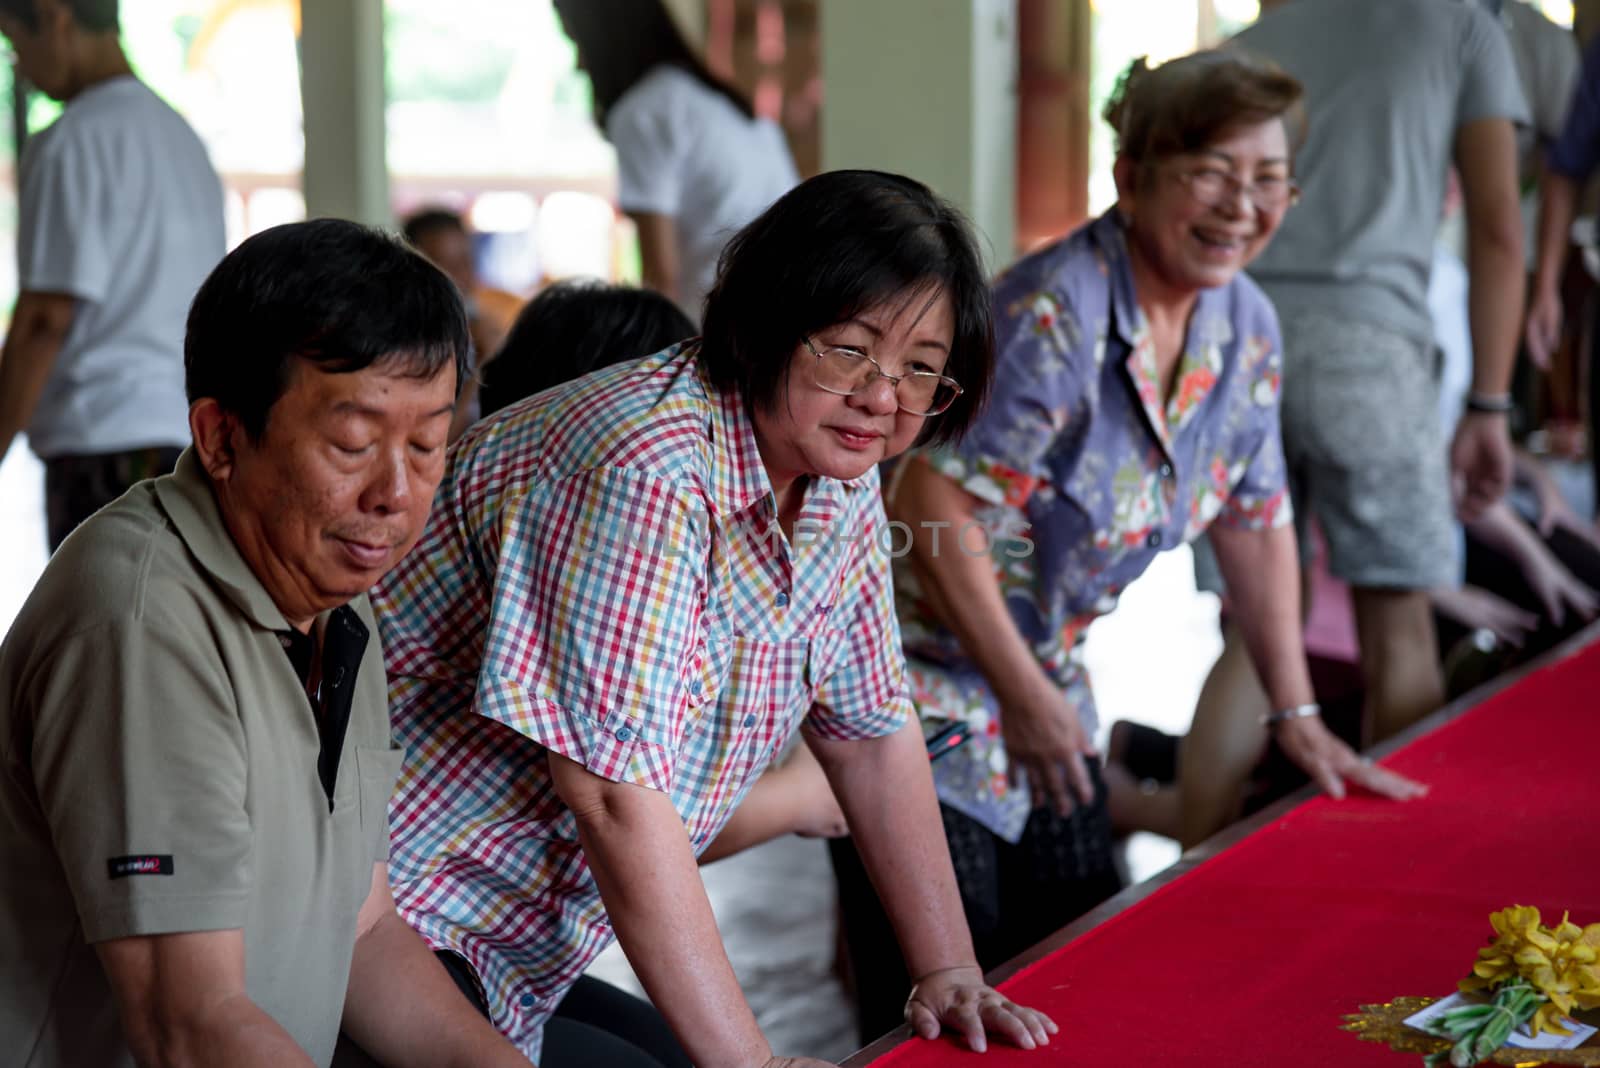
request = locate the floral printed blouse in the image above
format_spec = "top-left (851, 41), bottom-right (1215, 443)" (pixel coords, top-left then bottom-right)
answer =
top-left (892, 209), bottom-right (1293, 841)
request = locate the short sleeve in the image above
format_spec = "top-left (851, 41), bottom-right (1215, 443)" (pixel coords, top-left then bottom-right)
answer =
top-left (1213, 331), bottom-right (1293, 533)
top-left (1548, 34), bottom-right (1600, 179)
top-left (606, 71), bottom-right (688, 216)
top-left (27, 616), bottom-right (251, 944)
top-left (1530, 24), bottom-right (1581, 148)
top-left (475, 467), bottom-right (708, 791)
top-left (17, 131), bottom-right (112, 302)
top-left (923, 271), bottom-right (1090, 510)
top-left (1455, 7), bottom-right (1531, 129)
top-left (805, 497), bottom-right (912, 741)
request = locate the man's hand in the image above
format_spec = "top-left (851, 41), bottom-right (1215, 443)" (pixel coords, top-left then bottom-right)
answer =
top-left (1525, 286), bottom-right (1563, 371)
top-left (1451, 412), bottom-right (1514, 520)
top-left (1000, 685), bottom-right (1096, 817)
top-left (1272, 715), bottom-right (1428, 802)
top-left (761, 1058), bottom-right (838, 1067)
top-left (904, 965), bottom-right (1057, 1054)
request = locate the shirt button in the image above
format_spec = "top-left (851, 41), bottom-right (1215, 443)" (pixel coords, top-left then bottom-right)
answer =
top-left (743, 714), bottom-right (758, 728)
top-left (519, 993), bottom-right (536, 1009)
top-left (1147, 531), bottom-right (1163, 549)
top-left (1158, 463), bottom-right (1173, 479)
top-left (775, 592), bottom-right (789, 608)
top-left (614, 726), bottom-right (634, 742)
top-left (689, 678), bottom-right (703, 696)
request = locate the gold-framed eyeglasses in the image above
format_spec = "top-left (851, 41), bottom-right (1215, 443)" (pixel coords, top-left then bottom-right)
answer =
top-left (803, 337), bottom-right (963, 417)
top-left (1176, 166), bottom-right (1300, 211)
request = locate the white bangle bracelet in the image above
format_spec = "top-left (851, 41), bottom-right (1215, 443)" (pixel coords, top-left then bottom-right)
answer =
top-left (1260, 702), bottom-right (1321, 728)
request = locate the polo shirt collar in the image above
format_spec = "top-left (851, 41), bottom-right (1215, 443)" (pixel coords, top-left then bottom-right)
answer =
top-left (153, 448), bottom-right (295, 633)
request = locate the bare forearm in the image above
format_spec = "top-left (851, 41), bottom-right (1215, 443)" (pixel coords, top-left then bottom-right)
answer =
top-left (628, 211), bottom-right (683, 306)
top-left (810, 722), bottom-right (976, 980)
top-left (0, 317), bottom-right (67, 464)
top-left (574, 785), bottom-right (769, 1067)
top-left (342, 911), bottom-right (527, 1068)
top-left (1209, 524), bottom-right (1314, 712)
top-left (128, 996), bottom-right (316, 1068)
top-left (700, 772), bottom-right (793, 864)
top-left (1467, 226), bottom-right (1523, 395)
top-left (1532, 173), bottom-right (1579, 296)
top-left (892, 465), bottom-right (1055, 711)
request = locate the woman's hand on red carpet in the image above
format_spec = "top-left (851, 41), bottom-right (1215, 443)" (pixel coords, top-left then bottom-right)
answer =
top-left (904, 965), bottom-right (1058, 1054)
top-left (1274, 715), bottom-right (1428, 802)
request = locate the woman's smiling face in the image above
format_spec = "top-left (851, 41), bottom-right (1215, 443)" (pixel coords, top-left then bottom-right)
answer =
top-left (1118, 116), bottom-right (1293, 294)
top-left (751, 289), bottom-right (956, 494)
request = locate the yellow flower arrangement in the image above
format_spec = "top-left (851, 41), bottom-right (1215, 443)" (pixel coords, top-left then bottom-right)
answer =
top-left (1459, 906), bottom-right (1600, 1037)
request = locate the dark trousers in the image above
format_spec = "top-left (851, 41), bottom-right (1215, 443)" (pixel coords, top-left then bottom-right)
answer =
top-left (333, 953), bottom-right (693, 1068)
top-left (829, 764), bottom-right (1123, 1046)
top-left (43, 446), bottom-right (182, 551)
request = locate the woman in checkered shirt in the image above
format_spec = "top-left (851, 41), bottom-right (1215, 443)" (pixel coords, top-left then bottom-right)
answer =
top-left (373, 170), bottom-right (1058, 1067)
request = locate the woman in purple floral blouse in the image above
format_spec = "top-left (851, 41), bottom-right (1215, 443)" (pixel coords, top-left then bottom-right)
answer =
top-left (828, 50), bottom-right (1428, 1042)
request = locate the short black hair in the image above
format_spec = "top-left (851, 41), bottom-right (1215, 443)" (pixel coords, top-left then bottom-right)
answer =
top-left (0, 0), bottom-right (117, 33)
top-left (478, 280), bottom-right (694, 417)
top-left (400, 207), bottom-right (466, 249)
top-left (186, 218), bottom-right (470, 440)
top-left (700, 169), bottom-right (994, 446)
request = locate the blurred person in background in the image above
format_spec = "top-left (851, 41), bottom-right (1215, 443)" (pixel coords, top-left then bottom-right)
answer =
top-left (1171, 0), bottom-right (1530, 850)
top-left (1427, 186), bottom-right (1600, 676)
top-left (553, 0), bottom-right (799, 324)
top-left (476, 280), bottom-right (694, 417)
top-left (1527, 20), bottom-right (1600, 517)
top-left (402, 207), bottom-right (525, 439)
top-left (829, 51), bottom-right (1424, 1046)
top-left (0, 0), bottom-right (225, 550)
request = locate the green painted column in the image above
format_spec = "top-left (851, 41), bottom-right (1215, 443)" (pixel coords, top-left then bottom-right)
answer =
top-left (299, 0), bottom-right (390, 226)
top-left (819, 0), bottom-right (1017, 269)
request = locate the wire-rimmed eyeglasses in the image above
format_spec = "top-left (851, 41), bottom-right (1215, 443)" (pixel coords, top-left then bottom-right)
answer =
top-left (1175, 166), bottom-right (1300, 211)
top-left (803, 338), bottom-right (963, 417)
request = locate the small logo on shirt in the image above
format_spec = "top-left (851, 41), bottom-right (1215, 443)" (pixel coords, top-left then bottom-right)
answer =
top-left (107, 854), bottom-right (174, 879)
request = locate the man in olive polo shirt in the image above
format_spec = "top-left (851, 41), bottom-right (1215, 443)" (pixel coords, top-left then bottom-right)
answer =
top-left (0, 220), bottom-right (530, 1067)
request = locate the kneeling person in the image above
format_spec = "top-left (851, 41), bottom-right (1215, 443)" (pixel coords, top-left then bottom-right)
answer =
top-left (0, 220), bottom-right (528, 1068)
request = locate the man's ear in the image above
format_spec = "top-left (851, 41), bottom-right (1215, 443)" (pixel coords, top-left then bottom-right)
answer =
top-left (189, 398), bottom-right (242, 482)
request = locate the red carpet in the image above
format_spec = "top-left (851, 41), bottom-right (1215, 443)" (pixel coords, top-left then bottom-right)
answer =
top-left (871, 642), bottom-right (1600, 1066)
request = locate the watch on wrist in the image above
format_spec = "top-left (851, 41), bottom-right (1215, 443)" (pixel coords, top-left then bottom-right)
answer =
top-left (1465, 392), bottom-right (1514, 415)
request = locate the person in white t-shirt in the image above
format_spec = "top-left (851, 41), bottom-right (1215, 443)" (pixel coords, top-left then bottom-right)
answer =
top-left (554, 0), bottom-right (799, 324)
top-left (0, 0), bottom-right (225, 549)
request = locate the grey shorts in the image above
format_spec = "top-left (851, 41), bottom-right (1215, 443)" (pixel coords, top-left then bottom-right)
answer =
top-left (1196, 308), bottom-right (1455, 592)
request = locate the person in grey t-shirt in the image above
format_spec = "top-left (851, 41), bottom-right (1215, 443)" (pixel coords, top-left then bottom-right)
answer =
top-left (1218, 0), bottom-right (1526, 746)
top-left (0, 0), bottom-right (225, 550)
